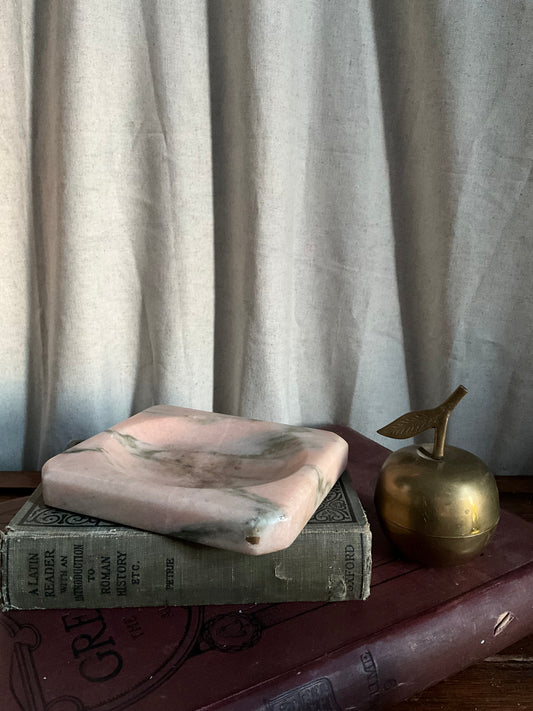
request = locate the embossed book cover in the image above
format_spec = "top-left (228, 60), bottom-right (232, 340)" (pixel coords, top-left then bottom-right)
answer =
top-left (1, 428), bottom-right (533, 711)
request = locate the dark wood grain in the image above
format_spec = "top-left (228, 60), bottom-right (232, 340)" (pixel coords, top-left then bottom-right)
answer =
top-left (0, 471), bottom-right (40, 504)
top-left (0, 496), bottom-right (29, 527)
top-left (0, 470), bottom-right (40, 489)
top-left (397, 661), bottom-right (533, 710)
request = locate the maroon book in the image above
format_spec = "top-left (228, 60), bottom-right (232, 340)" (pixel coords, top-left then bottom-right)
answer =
top-left (1, 428), bottom-right (532, 711)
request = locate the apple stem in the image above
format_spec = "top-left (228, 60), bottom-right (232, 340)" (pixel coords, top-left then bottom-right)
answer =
top-left (432, 413), bottom-right (450, 459)
top-left (431, 385), bottom-right (468, 459)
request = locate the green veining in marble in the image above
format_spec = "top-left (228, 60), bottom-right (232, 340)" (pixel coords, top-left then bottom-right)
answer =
top-left (168, 497), bottom-right (285, 548)
top-left (303, 463), bottom-right (331, 507)
top-left (105, 430), bottom-right (164, 459)
top-left (83, 429), bottom-right (310, 489)
top-left (221, 487), bottom-right (286, 517)
top-left (63, 446), bottom-right (105, 455)
top-left (236, 432), bottom-right (303, 460)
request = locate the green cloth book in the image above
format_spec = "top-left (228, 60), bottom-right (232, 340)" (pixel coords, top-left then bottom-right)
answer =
top-left (1, 472), bottom-right (371, 610)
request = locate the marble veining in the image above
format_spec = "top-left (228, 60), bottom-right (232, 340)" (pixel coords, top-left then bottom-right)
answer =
top-left (42, 406), bottom-right (348, 555)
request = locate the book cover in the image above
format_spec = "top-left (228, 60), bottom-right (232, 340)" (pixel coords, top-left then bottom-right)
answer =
top-left (1, 472), bottom-right (371, 609)
top-left (1, 427), bottom-right (532, 711)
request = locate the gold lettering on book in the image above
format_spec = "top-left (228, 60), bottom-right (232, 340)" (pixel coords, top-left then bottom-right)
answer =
top-left (100, 555), bottom-right (111, 594)
top-left (73, 544), bottom-right (84, 602)
top-left (27, 552), bottom-right (39, 595)
top-left (44, 549), bottom-right (55, 597)
top-left (116, 551), bottom-right (127, 596)
top-left (165, 558), bottom-right (175, 590)
top-left (59, 554), bottom-right (68, 594)
top-left (344, 544), bottom-right (356, 594)
top-left (360, 650), bottom-right (379, 703)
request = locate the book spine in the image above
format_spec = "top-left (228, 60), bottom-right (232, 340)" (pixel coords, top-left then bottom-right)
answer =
top-left (206, 561), bottom-right (533, 711)
top-left (0, 524), bottom-right (371, 610)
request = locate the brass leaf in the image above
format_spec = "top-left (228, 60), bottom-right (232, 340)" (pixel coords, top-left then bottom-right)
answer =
top-left (377, 409), bottom-right (437, 439)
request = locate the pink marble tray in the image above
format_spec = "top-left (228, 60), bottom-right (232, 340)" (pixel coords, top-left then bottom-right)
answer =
top-left (42, 406), bottom-right (348, 555)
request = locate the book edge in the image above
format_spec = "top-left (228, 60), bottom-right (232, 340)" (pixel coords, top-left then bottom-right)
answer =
top-left (200, 557), bottom-right (533, 710)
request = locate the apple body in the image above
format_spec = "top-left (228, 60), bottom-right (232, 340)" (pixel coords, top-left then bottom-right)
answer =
top-left (375, 444), bottom-right (500, 566)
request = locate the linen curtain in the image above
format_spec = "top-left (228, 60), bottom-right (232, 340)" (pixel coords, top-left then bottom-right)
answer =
top-left (1, 0), bottom-right (532, 477)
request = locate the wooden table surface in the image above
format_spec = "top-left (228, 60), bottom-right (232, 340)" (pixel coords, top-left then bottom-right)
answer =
top-left (1, 471), bottom-right (532, 710)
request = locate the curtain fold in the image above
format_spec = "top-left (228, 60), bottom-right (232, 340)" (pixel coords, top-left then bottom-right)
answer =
top-left (1, 0), bottom-right (531, 476)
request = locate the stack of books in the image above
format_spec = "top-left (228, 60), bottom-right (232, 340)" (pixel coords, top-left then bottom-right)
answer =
top-left (1, 427), bottom-right (532, 710)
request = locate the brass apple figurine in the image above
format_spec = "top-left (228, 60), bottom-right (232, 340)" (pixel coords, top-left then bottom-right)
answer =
top-left (375, 386), bottom-right (500, 566)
